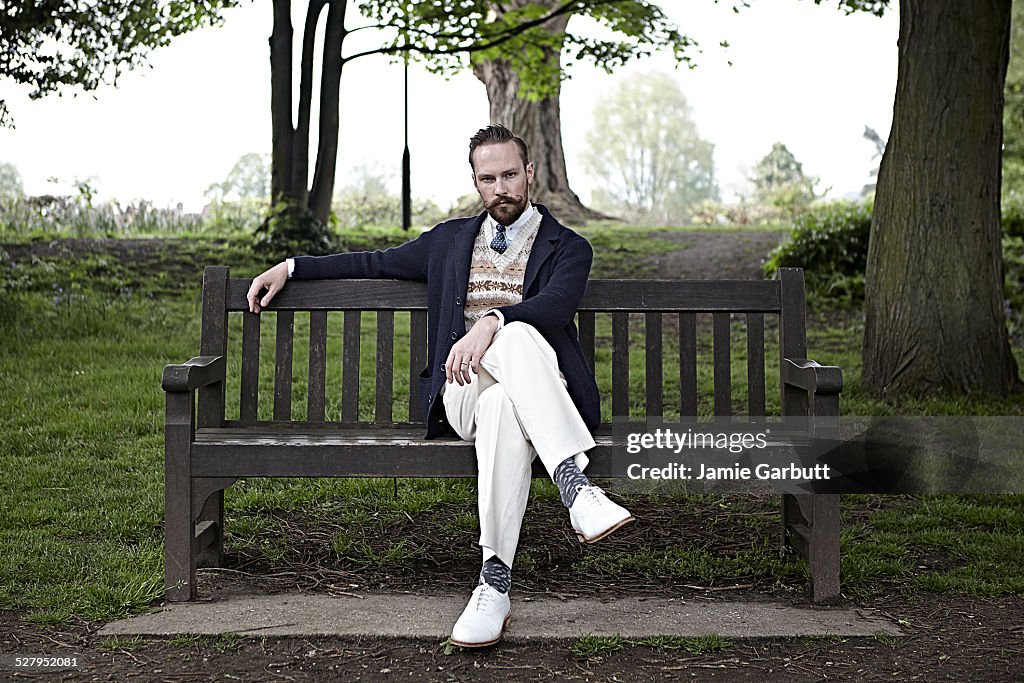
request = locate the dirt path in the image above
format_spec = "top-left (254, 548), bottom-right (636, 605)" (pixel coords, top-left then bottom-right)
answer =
top-left (649, 230), bottom-right (790, 280)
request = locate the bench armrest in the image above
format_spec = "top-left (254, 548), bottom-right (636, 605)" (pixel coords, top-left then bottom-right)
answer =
top-left (162, 356), bottom-right (226, 393)
top-left (781, 357), bottom-right (843, 395)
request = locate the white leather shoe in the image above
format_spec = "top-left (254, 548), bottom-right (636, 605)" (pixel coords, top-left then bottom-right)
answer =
top-left (569, 485), bottom-right (635, 543)
top-left (449, 583), bottom-right (511, 648)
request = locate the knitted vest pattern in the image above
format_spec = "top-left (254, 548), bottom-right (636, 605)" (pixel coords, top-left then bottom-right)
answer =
top-left (464, 211), bottom-right (542, 330)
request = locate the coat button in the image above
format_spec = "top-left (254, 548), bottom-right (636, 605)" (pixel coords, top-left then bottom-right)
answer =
top-left (450, 331), bottom-right (458, 340)
top-left (455, 297), bottom-right (462, 306)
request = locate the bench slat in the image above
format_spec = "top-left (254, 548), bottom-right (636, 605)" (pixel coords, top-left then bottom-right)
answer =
top-left (713, 312), bottom-right (731, 417)
top-left (224, 279), bottom-right (783, 313)
top-left (679, 312), bottom-right (697, 417)
top-left (376, 311), bottom-right (394, 423)
top-left (274, 311), bottom-right (294, 421)
top-left (747, 312), bottom-right (766, 419)
top-left (342, 311), bottom-right (361, 422)
top-left (612, 312), bottom-right (629, 418)
top-left (240, 311), bottom-right (260, 422)
top-left (409, 310), bottom-right (427, 422)
top-left (308, 311), bottom-right (328, 421)
top-left (578, 311), bottom-right (595, 374)
top-left (645, 312), bottom-right (663, 417)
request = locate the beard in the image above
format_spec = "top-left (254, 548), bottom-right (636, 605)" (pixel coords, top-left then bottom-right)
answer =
top-left (486, 193), bottom-right (528, 226)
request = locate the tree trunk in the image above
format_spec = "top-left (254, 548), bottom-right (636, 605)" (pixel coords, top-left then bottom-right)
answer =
top-left (264, 0), bottom-right (345, 252)
top-left (465, 6), bottom-right (606, 225)
top-left (863, 0), bottom-right (1020, 399)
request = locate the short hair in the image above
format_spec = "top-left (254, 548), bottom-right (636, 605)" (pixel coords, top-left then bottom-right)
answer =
top-left (468, 124), bottom-right (530, 172)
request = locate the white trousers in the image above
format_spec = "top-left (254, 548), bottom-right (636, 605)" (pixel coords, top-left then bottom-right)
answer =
top-left (442, 322), bottom-right (596, 568)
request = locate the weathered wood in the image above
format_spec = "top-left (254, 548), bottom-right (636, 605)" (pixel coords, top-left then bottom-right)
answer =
top-left (164, 391), bottom-right (196, 601)
top-left (645, 312), bottom-right (663, 417)
top-left (198, 267), bottom-right (229, 428)
top-left (169, 268), bottom-right (842, 605)
top-left (274, 311), bottom-right (294, 421)
top-left (409, 310), bottom-right (427, 422)
top-left (308, 311), bottom-right (328, 421)
top-left (342, 311), bottom-right (361, 422)
top-left (225, 278), bottom-right (782, 313)
top-left (376, 311), bottom-right (394, 424)
top-left (746, 313), bottom-right (766, 419)
top-left (679, 312), bottom-right (697, 417)
top-left (713, 313), bottom-right (731, 417)
top-left (779, 269), bottom-right (808, 420)
top-left (578, 311), bottom-right (595, 373)
top-left (612, 312), bottom-right (629, 418)
top-left (240, 312), bottom-right (260, 422)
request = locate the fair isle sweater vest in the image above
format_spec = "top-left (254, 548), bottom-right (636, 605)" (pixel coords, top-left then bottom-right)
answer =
top-left (464, 210), bottom-right (543, 330)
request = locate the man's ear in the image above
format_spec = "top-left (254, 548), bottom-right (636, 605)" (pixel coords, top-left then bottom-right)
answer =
top-left (526, 161), bottom-right (535, 184)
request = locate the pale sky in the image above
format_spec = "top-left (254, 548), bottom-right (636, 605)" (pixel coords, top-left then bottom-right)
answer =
top-left (0, 1), bottom-right (898, 214)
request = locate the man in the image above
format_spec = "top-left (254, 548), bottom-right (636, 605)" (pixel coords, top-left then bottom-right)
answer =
top-left (246, 124), bottom-right (633, 647)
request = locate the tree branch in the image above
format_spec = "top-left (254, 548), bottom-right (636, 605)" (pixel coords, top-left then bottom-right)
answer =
top-left (340, 0), bottom-right (628, 65)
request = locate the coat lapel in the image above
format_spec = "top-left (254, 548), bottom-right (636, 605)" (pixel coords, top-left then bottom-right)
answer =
top-left (448, 212), bottom-right (485, 295)
top-left (523, 206), bottom-right (559, 295)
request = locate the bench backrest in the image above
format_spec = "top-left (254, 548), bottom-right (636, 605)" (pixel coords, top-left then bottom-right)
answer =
top-left (194, 266), bottom-right (808, 429)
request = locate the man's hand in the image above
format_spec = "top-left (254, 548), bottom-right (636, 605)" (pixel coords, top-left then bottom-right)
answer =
top-left (246, 261), bottom-right (290, 314)
top-left (445, 315), bottom-right (500, 385)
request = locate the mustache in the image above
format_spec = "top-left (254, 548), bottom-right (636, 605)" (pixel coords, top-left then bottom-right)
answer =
top-left (485, 196), bottom-right (523, 208)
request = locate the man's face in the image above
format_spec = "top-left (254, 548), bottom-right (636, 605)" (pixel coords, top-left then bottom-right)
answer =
top-left (471, 141), bottom-right (534, 226)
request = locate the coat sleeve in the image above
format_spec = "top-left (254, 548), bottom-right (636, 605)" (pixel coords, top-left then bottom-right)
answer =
top-left (291, 228), bottom-right (432, 282)
top-left (495, 234), bottom-right (593, 330)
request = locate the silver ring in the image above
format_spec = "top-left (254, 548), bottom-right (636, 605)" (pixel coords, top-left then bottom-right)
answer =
top-left (460, 362), bottom-right (470, 367)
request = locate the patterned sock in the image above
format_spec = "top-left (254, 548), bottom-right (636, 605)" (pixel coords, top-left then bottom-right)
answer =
top-left (479, 555), bottom-right (511, 594)
top-left (553, 455), bottom-right (591, 508)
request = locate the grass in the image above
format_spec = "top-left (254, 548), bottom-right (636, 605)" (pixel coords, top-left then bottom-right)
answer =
top-left (2, 227), bottom-right (1024, 623)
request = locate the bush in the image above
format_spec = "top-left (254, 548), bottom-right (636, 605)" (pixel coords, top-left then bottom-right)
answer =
top-left (1004, 236), bottom-right (1024, 341)
top-left (762, 201), bottom-right (872, 305)
top-left (1003, 192), bottom-right (1024, 239)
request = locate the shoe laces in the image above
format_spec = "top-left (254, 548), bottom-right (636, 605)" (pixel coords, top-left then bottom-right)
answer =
top-left (578, 484), bottom-right (608, 507)
top-left (474, 583), bottom-right (497, 611)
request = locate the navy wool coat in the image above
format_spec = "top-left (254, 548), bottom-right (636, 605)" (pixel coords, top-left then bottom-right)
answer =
top-left (291, 204), bottom-right (600, 439)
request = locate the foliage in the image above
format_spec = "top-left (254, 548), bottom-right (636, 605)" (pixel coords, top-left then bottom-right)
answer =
top-left (206, 153), bottom-right (271, 201)
top-left (762, 201), bottom-right (872, 305)
top-left (0, 0), bottom-right (239, 127)
top-left (690, 199), bottom-right (791, 228)
top-left (861, 125), bottom-right (886, 197)
top-left (0, 194), bottom-right (204, 238)
top-left (581, 72), bottom-right (719, 225)
top-left (1004, 193), bottom-right (1024, 239)
top-left (363, 1), bottom-right (697, 101)
top-left (1004, 236), bottom-right (1024, 341)
top-left (332, 164), bottom-right (445, 231)
top-left (253, 201), bottom-right (338, 260)
top-left (1003, 0), bottom-right (1024, 197)
top-left (0, 162), bottom-right (23, 201)
top-left (750, 143), bottom-right (821, 218)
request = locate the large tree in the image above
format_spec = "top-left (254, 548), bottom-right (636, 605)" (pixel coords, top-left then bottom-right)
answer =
top-left (263, 0), bottom-right (677, 251)
top-left (459, 0), bottom-right (694, 225)
top-left (863, 0), bottom-right (1020, 398)
top-left (0, 1), bottom-right (239, 128)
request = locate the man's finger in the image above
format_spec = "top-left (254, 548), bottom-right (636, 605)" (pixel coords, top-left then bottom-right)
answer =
top-left (260, 283), bottom-right (277, 308)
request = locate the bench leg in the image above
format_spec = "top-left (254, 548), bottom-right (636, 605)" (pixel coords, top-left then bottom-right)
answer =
top-left (165, 393), bottom-right (196, 602)
top-left (782, 493), bottom-right (840, 604)
top-left (196, 489), bottom-right (225, 568)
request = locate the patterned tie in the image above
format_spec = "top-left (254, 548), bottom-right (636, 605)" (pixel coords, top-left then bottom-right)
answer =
top-left (490, 223), bottom-right (508, 254)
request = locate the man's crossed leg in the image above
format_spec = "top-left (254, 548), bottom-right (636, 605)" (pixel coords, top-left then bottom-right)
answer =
top-left (442, 322), bottom-right (634, 647)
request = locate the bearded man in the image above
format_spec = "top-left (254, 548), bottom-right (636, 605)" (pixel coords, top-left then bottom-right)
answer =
top-left (247, 124), bottom-right (633, 647)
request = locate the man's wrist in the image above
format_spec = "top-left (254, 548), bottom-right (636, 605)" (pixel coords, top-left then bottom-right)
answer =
top-left (484, 309), bottom-right (504, 330)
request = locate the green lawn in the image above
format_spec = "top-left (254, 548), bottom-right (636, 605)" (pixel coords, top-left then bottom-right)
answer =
top-left (2, 229), bottom-right (1023, 624)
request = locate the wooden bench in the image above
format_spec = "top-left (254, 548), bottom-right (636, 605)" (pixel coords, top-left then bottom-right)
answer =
top-left (162, 266), bottom-right (843, 603)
